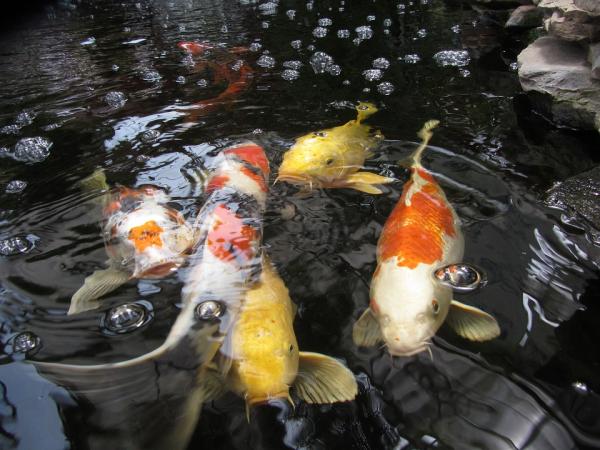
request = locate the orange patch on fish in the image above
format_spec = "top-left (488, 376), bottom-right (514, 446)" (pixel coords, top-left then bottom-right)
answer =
top-left (206, 175), bottom-right (230, 193)
top-left (369, 298), bottom-right (380, 315)
top-left (378, 177), bottom-right (455, 269)
top-left (224, 144), bottom-right (269, 175)
top-left (128, 220), bottom-right (164, 252)
top-left (206, 204), bottom-right (258, 263)
top-left (240, 166), bottom-right (267, 192)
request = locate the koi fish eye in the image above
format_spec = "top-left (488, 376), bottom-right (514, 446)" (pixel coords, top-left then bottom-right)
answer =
top-left (357, 104), bottom-right (369, 110)
top-left (325, 158), bottom-right (334, 166)
top-left (195, 300), bottom-right (225, 320)
top-left (431, 299), bottom-right (440, 315)
top-left (314, 131), bottom-right (327, 137)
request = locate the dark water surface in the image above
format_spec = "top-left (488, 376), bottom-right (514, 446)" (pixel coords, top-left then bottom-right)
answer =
top-left (1, 0), bottom-right (600, 449)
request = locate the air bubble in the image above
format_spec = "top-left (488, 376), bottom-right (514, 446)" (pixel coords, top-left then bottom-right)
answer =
top-left (281, 69), bottom-right (300, 81)
top-left (283, 60), bottom-right (302, 70)
top-left (337, 29), bottom-right (350, 38)
top-left (80, 37), bottom-right (96, 46)
top-left (195, 300), bottom-right (225, 320)
top-left (12, 137), bottom-right (52, 163)
top-left (373, 58), bottom-right (390, 69)
top-left (104, 91), bottom-right (127, 109)
top-left (12, 332), bottom-right (40, 354)
top-left (104, 303), bottom-right (150, 334)
top-left (402, 54), bottom-right (421, 64)
top-left (5, 180), bottom-right (27, 194)
top-left (362, 69), bottom-right (383, 81)
top-left (318, 18), bottom-right (332, 26)
top-left (309, 52), bottom-right (334, 74)
top-left (355, 25), bottom-right (374, 40)
top-left (383, 18), bottom-right (392, 27)
top-left (0, 235), bottom-right (36, 256)
top-left (313, 27), bottom-right (328, 38)
top-left (196, 78), bottom-right (209, 87)
top-left (433, 50), bottom-right (470, 67)
top-left (377, 81), bottom-right (395, 95)
top-left (141, 69), bottom-right (162, 82)
top-left (451, 24), bottom-right (461, 33)
top-left (176, 75), bottom-right (186, 84)
top-left (291, 40), bottom-right (302, 49)
top-left (416, 29), bottom-right (427, 38)
top-left (434, 264), bottom-right (486, 292)
top-left (286, 9), bottom-right (296, 19)
top-left (257, 54), bottom-right (276, 68)
top-left (250, 42), bottom-right (263, 52)
top-left (140, 129), bottom-right (160, 143)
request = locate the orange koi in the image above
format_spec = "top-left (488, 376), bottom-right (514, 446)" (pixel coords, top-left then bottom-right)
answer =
top-left (353, 121), bottom-right (500, 356)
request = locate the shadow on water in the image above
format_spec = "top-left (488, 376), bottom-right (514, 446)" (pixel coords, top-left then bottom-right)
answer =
top-left (0, 0), bottom-right (599, 449)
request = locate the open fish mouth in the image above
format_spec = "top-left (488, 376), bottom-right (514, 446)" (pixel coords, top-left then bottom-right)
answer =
top-left (274, 172), bottom-right (311, 184)
top-left (133, 259), bottom-right (182, 278)
top-left (388, 342), bottom-right (431, 357)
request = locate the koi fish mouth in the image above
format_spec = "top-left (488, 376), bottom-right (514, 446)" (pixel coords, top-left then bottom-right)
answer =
top-left (133, 259), bottom-right (182, 279)
top-left (387, 341), bottom-right (432, 357)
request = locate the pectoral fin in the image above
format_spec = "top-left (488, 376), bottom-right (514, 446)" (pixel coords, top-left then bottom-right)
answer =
top-left (352, 308), bottom-right (383, 347)
top-left (294, 352), bottom-right (357, 404)
top-left (343, 172), bottom-right (395, 194)
top-left (80, 169), bottom-right (109, 192)
top-left (446, 300), bottom-right (500, 341)
top-left (69, 268), bottom-right (131, 315)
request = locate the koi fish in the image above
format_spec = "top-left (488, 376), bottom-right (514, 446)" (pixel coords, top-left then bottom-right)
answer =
top-left (178, 41), bottom-right (254, 120)
top-left (226, 256), bottom-right (357, 418)
top-left (276, 102), bottom-right (394, 194)
top-left (353, 121), bottom-right (500, 356)
top-left (31, 142), bottom-right (270, 450)
top-left (69, 171), bottom-right (196, 315)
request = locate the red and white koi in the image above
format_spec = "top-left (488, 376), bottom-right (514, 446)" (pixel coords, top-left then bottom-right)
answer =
top-left (69, 173), bottom-right (195, 315)
top-left (353, 121), bottom-right (500, 356)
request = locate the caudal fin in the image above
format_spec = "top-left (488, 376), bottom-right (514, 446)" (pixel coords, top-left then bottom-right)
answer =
top-left (411, 120), bottom-right (440, 167)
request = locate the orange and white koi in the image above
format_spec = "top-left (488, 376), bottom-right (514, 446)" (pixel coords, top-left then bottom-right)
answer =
top-left (353, 121), bottom-right (500, 356)
top-left (69, 172), bottom-right (195, 315)
top-left (178, 41), bottom-right (254, 120)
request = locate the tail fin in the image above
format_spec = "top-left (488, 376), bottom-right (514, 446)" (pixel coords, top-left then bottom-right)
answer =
top-left (355, 102), bottom-right (378, 123)
top-left (80, 169), bottom-right (109, 192)
top-left (411, 120), bottom-right (440, 167)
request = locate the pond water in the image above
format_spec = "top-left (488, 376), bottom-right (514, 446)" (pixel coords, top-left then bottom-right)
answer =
top-left (1, 0), bottom-right (600, 449)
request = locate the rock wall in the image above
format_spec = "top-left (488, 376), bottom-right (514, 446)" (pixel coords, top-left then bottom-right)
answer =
top-left (515, 0), bottom-right (600, 133)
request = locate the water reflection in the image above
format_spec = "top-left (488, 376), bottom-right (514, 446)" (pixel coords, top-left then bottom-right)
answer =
top-left (0, 0), bottom-right (599, 449)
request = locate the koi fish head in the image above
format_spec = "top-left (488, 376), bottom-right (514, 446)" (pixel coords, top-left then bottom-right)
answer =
top-left (371, 261), bottom-right (451, 356)
top-left (277, 130), bottom-right (352, 186)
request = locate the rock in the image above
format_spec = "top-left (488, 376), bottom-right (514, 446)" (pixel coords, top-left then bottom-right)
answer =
top-left (518, 36), bottom-right (600, 132)
top-left (538, 0), bottom-right (600, 42)
top-left (506, 5), bottom-right (544, 28)
top-left (589, 42), bottom-right (600, 79)
top-left (545, 165), bottom-right (600, 243)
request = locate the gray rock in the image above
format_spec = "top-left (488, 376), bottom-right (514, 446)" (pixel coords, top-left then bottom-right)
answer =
top-left (538, 0), bottom-right (600, 41)
top-left (545, 165), bottom-right (600, 243)
top-left (518, 36), bottom-right (600, 132)
top-left (589, 42), bottom-right (600, 79)
top-left (574, 0), bottom-right (600, 16)
top-left (506, 5), bottom-right (544, 28)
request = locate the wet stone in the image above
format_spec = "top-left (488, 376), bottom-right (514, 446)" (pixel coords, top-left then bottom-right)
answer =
top-left (5, 180), bottom-right (27, 194)
top-left (433, 50), bottom-right (470, 67)
top-left (104, 91), bottom-right (127, 108)
top-left (0, 236), bottom-right (35, 256)
top-left (12, 137), bottom-right (52, 162)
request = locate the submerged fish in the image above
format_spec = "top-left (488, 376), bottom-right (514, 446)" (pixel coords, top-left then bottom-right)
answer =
top-left (178, 41), bottom-right (254, 120)
top-left (353, 121), bottom-right (500, 356)
top-left (31, 142), bottom-right (271, 450)
top-left (277, 102), bottom-right (394, 194)
top-left (69, 171), bottom-right (196, 315)
top-left (227, 256), bottom-right (357, 417)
